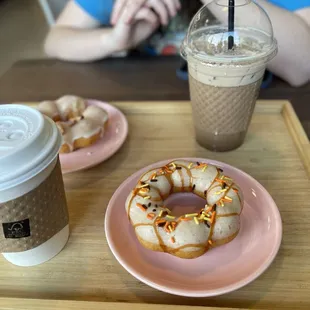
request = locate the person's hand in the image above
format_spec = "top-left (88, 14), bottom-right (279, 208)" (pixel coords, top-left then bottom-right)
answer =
top-left (111, 0), bottom-right (181, 26)
top-left (130, 7), bottom-right (160, 47)
top-left (111, 7), bottom-right (159, 51)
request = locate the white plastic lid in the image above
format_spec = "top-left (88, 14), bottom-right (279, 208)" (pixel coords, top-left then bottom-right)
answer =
top-left (0, 104), bottom-right (62, 191)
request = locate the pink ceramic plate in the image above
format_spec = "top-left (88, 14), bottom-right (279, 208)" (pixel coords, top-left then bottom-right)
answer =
top-left (105, 158), bottom-right (282, 297)
top-left (59, 100), bottom-right (128, 174)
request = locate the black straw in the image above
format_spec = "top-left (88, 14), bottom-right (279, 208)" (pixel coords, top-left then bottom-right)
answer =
top-left (228, 0), bottom-right (235, 50)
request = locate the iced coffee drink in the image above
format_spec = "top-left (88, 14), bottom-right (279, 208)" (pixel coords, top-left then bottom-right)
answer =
top-left (181, 0), bottom-right (277, 151)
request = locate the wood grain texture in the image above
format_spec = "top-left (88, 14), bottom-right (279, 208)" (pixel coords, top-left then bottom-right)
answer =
top-left (0, 298), bottom-right (247, 310)
top-left (0, 100), bottom-right (309, 310)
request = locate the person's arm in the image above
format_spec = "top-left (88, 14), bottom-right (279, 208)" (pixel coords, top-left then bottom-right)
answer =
top-left (201, 0), bottom-right (310, 87)
top-left (295, 7), bottom-right (310, 27)
top-left (44, 1), bottom-right (125, 62)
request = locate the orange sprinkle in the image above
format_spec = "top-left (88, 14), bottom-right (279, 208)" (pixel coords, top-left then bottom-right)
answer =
top-left (179, 217), bottom-right (192, 222)
top-left (215, 178), bottom-right (225, 183)
top-left (165, 169), bottom-right (174, 174)
top-left (208, 240), bottom-right (213, 245)
top-left (132, 188), bottom-right (140, 195)
top-left (233, 188), bottom-right (239, 193)
top-left (155, 219), bottom-right (166, 226)
top-left (136, 203), bottom-right (147, 212)
top-left (171, 221), bottom-right (177, 229)
top-left (194, 163), bottom-right (208, 170)
top-left (170, 237), bottom-right (176, 243)
top-left (147, 213), bottom-right (156, 220)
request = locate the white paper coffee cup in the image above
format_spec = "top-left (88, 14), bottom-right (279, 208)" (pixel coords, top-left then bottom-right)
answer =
top-left (0, 104), bottom-right (69, 266)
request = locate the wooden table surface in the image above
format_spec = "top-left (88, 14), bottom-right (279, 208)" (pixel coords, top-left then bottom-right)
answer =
top-left (0, 57), bottom-right (310, 137)
top-left (0, 100), bottom-right (309, 310)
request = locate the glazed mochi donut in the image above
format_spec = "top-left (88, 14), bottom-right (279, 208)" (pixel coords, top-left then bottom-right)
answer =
top-left (38, 95), bottom-right (108, 153)
top-left (125, 160), bottom-right (243, 259)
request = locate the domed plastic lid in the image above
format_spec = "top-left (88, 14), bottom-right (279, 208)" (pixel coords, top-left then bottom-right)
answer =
top-left (0, 104), bottom-right (62, 191)
top-left (181, 0), bottom-right (277, 66)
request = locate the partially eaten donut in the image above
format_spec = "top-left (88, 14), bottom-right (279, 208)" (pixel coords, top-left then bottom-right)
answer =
top-left (37, 95), bottom-right (108, 153)
top-left (125, 160), bottom-right (243, 259)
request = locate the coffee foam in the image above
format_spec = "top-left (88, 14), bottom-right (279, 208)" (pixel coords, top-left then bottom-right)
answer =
top-left (183, 26), bottom-right (276, 87)
top-left (187, 55), bottom-right (266, 87)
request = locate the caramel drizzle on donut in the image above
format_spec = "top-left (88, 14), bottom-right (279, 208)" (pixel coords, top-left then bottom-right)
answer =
top-left (153, 219), bottom-right (166, 252)
top-left (133, 223), bottom-right (152, 228)
top-left (232, 187), bottom-right (242, 207)
top-left (169, 243), bottom-right (207, 253)
top-left (215, 184), bottom-right (234, 207)
top-left (133, 222), bottom-right (166, 251)
top-left (133, 224), bottom-right (208, 253)
top-left (206, 170), bottom-right (221, 196)
top-left (177, 168), bottom-right (184, 191)
top-left (129, 161), bottom-right (239, 252)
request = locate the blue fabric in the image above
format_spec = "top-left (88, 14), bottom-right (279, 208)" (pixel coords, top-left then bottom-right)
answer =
top-left (74, 0), bottom-right (310, 25)
top-left (75, 0), bottom-right (114, 24)
top-left (267, 0), bottom-right (310, 11)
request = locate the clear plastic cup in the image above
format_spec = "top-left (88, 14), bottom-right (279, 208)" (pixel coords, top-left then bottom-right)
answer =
top-left (181, 0), bottom-right (277, 151)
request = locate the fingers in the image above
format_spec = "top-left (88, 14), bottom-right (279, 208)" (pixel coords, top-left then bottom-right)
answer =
top-left (162, 0), bottom-right (178, 18)
top-left (122, 0), bottom-right (146, 24)
top-left (134, 7), bottom-right (158, 26)
top-left (148, 0), bottom-right (169, 25)
top-left (111, 0), bottom-right (127, 25)
top-left (146, 0), bottom-right (181, 26)
top-left (131, 20), bottom-right (159, 47)
top-left (174, 0), bottom-right (181, 10)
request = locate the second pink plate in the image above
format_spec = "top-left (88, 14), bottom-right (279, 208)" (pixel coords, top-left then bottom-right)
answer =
top-left (105, 158), bottom-right (282, 297)
top-left (59, 100), bottom-right (128, 174)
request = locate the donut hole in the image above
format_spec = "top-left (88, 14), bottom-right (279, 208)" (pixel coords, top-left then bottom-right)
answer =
top-left (164, 193), bottom-right (206, 217)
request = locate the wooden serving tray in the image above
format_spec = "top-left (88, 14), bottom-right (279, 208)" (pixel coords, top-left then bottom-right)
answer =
top-left (0, 100), bottom-right (309, 310)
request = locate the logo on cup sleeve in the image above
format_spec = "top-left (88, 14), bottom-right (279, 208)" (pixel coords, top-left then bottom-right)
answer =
top-left (2, 219), bottom-right (31, 239)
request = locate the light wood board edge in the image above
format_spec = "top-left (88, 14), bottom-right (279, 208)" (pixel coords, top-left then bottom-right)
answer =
top-left (282, 102), bottom-right (310, 178)
top-left (0, 298), bottom-right (250, 310)
top-left (23, 100), bottom-right (285, 114)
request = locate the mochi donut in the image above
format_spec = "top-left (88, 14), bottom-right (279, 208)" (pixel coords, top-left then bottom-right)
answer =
top-left (125, 160), bottom-right (243, 259)
top-left (37, 95), bottom-right (109, 153)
